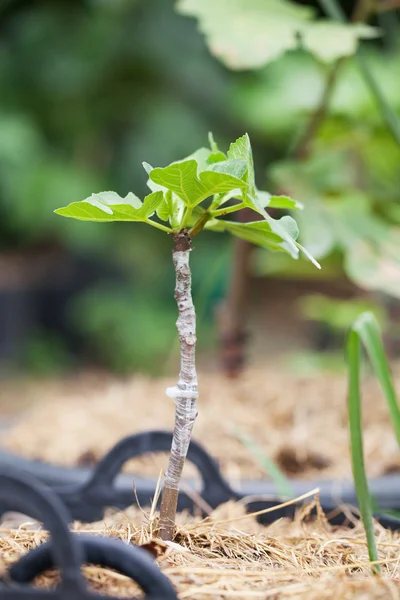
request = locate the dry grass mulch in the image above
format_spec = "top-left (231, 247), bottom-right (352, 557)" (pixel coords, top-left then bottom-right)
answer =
top-left (2, 367), bottom-right (400, 598)
top-left (1, 498), bottom-right (400, 599)
top-left (2, 366), bottom-right (400, 482)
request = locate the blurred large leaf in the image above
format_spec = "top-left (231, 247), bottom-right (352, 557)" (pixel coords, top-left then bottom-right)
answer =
top-left (269, 156), bottom-right (341, 259)
top-left (269, 157), bottom-right (386, 261)
top-left (270, 152), bottom-right (357, 196)
top-left (327, 193), bottom-right (387, 249)
top-left (346, 236), bottom-right (400, 300)
top-left (230, 51), bottom-right (400, 139)
top-left (176, 0), bottom-right (377, 69)
top-left (326, 194), bottom-right (400, 299)
top-left (302, 22), bottom-right (378, 62)
top-left (299, 295), bottom-right (387, 331)
top-left (296, 199), bottom-right (337, 259)
top-left (254, 248), bottom-right (342, 281)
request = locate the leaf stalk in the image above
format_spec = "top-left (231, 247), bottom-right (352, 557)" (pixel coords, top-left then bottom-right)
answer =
top-left (211, 201), bottom-right (246, 218)
top-left (145, 219), bottom-right (173, 234)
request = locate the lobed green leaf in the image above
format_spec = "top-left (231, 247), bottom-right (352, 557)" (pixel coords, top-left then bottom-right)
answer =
top-left (256, 190), bottom-right (303, 210)
top-left (143, 162), bottom-right (185, 228)
top-left (225, 134), bottom-right (319, 267)
top-left (209, 158), bottom-right (247, 179)
top-left (54, 190), bottom-right (164, 222)
top-left (206, 216), bottom-right (300, 258)
top-left (54, 132), bottom-right (318, 269)
top-left (207, 150), bottom-right (226, 164)
top-left (155, 196), bottom-right (171, 222)
top-left (228, 134), bottom-right (256, 196)
top-left (208, 132), bottom-right (220, 153)
top-left (149, 159), bottom-right (247, 207)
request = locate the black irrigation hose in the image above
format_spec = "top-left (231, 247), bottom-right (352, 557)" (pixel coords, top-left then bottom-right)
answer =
top-left (0, 431), bottom-right (234, 523)
top-left (1, 431), bottom-right (400, 530)
top-left (1, 432), bottom-right (399, 599)
top-left (9, 535), bottom-right (177, 599)
top-left (0, 467), bottom-right (178, 600)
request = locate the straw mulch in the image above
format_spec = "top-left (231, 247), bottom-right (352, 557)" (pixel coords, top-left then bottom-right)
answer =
top-left (1, 498), bottom-right (400, 599)
top-left (2, 367), bottom-right (400, 597)
top-left (2, 366), bottom-right (400, 482)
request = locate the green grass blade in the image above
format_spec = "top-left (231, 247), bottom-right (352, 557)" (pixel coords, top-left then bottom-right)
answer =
top-left (353, 312), bottom-right (400, 446)
top-left (346, 325), bottom-right (380, 572)
top-left (346, 311), bottom-right (400, 573)
top-left (232, 426), bottom-right (293, 498)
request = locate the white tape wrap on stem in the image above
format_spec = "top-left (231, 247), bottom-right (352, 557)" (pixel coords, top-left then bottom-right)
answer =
top-left (164, 249), bottom-right (198, 491)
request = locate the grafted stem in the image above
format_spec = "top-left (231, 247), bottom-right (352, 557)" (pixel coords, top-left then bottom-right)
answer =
top-left (159, 230), bottom-right (198, 541)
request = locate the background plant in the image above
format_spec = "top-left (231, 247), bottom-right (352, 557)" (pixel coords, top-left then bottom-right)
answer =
top-left (1, 0), bottom-right (400, 374)
top-left (177, 0), bottom-right (400, 371)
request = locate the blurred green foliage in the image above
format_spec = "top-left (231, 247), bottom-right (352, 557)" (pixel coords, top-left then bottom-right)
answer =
top-left (258, 51), bottom-right (400, 297)
top-left (180, 0), bottom-right (400, 298)
top-left (23, 328), bottom-right (74, 376)
top-left (1, 0), bottom-right (400, 373)
top-left (0, 0), bottom-right (234, 372)
top-left (232, 48), bottom-right (400, 296)
top-left (299, 294), bottom-right (388, 332)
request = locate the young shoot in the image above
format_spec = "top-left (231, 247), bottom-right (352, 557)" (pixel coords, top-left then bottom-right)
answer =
top-left (54, 133), bottom-right (319, 541)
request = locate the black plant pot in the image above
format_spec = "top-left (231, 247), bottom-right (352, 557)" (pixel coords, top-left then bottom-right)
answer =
top-left (0, 289), bottom-right (35, 366)
top-left (0, 249), bottom-right (124, 369)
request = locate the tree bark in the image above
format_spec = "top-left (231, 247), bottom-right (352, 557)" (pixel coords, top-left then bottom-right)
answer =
top-left (217, 206), bottom-right (263, 377)
top-left (159, 231), bottom-right (198, 541)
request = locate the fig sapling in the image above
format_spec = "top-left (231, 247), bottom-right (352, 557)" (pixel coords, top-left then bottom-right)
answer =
top-left (54, 133), bottom-right (319, 541)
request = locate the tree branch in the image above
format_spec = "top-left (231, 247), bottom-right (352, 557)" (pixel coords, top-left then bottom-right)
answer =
top-left (292, 59), bottom-right (344, 159)
top-left (317, 0), bottom-right (400, 146)
top-left (216, 206), bottom-right (258, 377)
top-left (295, 0), bottom-right (375, 158)
top-left (377, 0), bottom-right (400, 12)
top-left (218, 0), bottom-right (384, 377)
